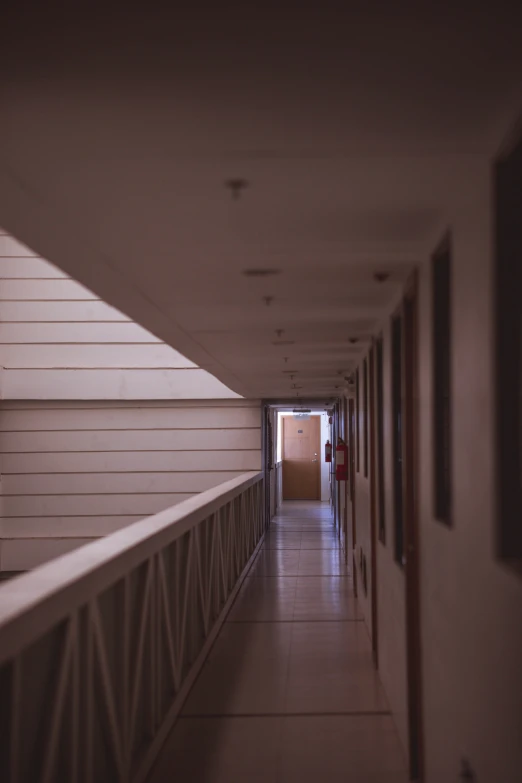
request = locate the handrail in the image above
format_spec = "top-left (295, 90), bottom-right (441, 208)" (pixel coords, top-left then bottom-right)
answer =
top-left (0, 471), bottom-right (261, 664)
top-left (0, 470), bottom-right (265, 783)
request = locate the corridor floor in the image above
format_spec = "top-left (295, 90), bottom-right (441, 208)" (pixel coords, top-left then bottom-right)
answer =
top-left (150, 502), bottom-right (408, 782)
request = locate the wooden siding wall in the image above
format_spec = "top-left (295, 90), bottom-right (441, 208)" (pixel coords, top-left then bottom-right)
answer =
top-left (0, 233), bottom-right (261, 570)
top-left (0, 399), bottom-right (261, 570)
top-left (0, 232), bottom-right (240, 400)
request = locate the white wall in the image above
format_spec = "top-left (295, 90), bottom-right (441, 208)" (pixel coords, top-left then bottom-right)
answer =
top-left (417, 172), bottom-right (522, 783)
top-left (0, 234), bottom-right (240, 400)
top-left (349, 166), bottom-right (522, 782)
top-left (348, 336), bottom-right (408, 753)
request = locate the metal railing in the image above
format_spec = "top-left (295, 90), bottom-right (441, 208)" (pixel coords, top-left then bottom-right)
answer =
top-left (0, 471), bottom-right (265, 783)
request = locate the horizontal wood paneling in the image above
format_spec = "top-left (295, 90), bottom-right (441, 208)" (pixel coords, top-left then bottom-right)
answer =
top-left (0, 400), bottom-right (262, 569)
top-left (0, 251), bottom-right (239, 400)
top-left (0, 426), bottom-right (260, 452)
top-left (0, 405), bottom-right (260, 431)
top-left (1, 368), bottom-right (240, 399)
top-left (0, 300), bottom-right (129, 321)
top-left (0, 243), bottom-right (257, 570)
top-left (0, 539), bottom-right (99, 571)
top-left (0, 450), bottom-right (261, 474)
top-left (0, 278), bottom-right (96, 300)
top-left (0, 236), bottom-right (37, 256)
top-left (0, 257), bottom-right (68, 278)
top-left (0, 399), bottom-right (257, 410)
top-left (1, 493), bottom-right (194, 517)
top-left (0, 322), bottom-right (161, 343)
top-left (0, 517), bottom-right (142, 538)
top-left (2, 471), bottom-right (244, 495)
top-left (0, 343), bottom-right (195, 368)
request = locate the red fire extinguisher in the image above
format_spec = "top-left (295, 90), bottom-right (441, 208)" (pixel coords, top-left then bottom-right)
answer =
top-left (325, 440), bottom-right (332, 463)
top-left (335, 437), bottom-right (348, 481)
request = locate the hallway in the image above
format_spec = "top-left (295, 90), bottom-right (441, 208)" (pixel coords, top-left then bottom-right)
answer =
top-left (150, 502), bottom-right (408, 782)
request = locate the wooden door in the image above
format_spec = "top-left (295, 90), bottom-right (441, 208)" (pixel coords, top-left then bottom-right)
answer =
top-left (332, 407), bottom-right (338, 524)
top-left (343, 397), bottom-right (349, 555)
top-left (348, 398), bottom-right (357, 595)
top-left (282, 416), bottom-right (321, 500)
top-left (262, 404), bottom-right (272, 529)
top-left (369, 346), bottom-right (379, 668)
top-left (402, 274), bottom-right (424, 781)
top-left (496, 131), bottom-right (522, 559)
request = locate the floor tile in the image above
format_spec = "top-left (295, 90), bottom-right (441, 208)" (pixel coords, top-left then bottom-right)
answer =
top-left (227, 589), bottom-right (296, 622)
top-left (240, 575), bottom-right (298, 591)
top-left (183, 623), bottom-right (292, 715)
top-left (249, 549), bottom-right (301, 576)
top-left (289, 618), bottom-right (373, 659)
top-left (285, 665), bottom-right (389, 714)
top-left (150, 501), bottom-right (408, 783)
top-left (150, 717), bottom-right (283, 782)
top-left (260, 544), bottom-right (301, 553)
top-left (207, 620), bottom-right (293, 662)
top-left (183, 664), bottom-right (289, 715)
top-left (293, 577), bottom-right (360, 620)
top-left (298, 549), bottom-right (351, 576)
top-left (278, 716), bottom-right (408, 783)
top-left (285, 622), bottom-right (389, 713)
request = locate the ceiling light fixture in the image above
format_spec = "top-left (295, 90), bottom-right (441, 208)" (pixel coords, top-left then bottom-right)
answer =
top-left (225, 178), bottom-right (249, 200)
top-left (374, 271), bottom-right (390, 283)
top-left (349, 338), bottom-right (359, 344)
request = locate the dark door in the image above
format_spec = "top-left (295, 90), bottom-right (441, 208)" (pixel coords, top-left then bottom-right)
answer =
top-left (403, 276), bottom-right (424, 781)
top-left (348, 397), bottom-right (357, 592)
top-left (369, 346), bottom-right (379, 667)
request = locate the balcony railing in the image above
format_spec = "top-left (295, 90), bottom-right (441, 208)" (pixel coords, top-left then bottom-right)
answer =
top-left (0, 471), bottom-right (264, 783)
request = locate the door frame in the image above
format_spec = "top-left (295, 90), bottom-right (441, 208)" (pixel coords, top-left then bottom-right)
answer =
top-left (332, 403), bottom-right (339, 526)
top-left (368, 344), bottom-right (379, 668)
top-left (402, 271), bottom-right (424, 781)
top-left (348, 396), bottom-right (357, 596)
top-left (336, 401), bottom-right (342, 540)
top-left (261, 403), bottom-right (272, 530)
top-left (343, 396), bottom-right (349, 560)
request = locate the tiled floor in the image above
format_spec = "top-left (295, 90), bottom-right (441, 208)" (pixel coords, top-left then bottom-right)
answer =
top-left (149, 502), bottom-right (408, 782)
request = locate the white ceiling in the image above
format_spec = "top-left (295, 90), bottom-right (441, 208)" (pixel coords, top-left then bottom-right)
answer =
top-left (0, 5), bottom-right (520, 398)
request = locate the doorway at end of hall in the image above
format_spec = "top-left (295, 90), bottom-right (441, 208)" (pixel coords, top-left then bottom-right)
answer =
top-left (282, 415), bottom-right (321, 501)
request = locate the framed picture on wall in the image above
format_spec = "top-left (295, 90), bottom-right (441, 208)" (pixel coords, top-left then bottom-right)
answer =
top-left (495, 126), bottom-right (522, 565)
